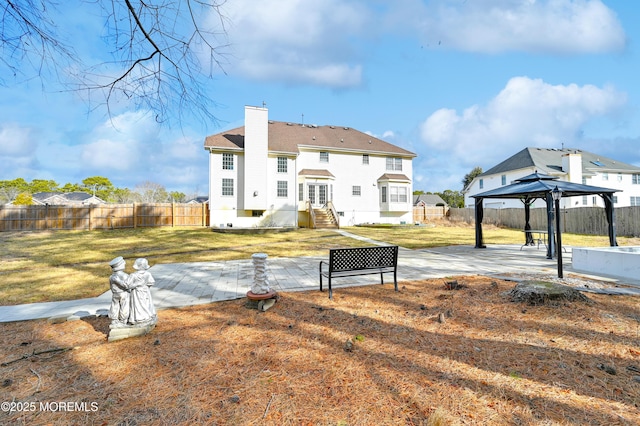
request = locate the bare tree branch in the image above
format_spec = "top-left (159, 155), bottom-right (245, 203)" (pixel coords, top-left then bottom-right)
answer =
top-left (1, 0), bottom-right (230, 126)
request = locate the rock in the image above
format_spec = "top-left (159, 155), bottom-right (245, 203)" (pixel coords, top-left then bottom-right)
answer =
top-left (597, 363), bottom-right (617, 375)
top-left (344, 339), bottom-right (354, 352)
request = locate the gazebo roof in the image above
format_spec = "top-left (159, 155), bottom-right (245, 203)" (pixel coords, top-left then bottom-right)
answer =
top-left (472, 172), bottom-right (617, 200)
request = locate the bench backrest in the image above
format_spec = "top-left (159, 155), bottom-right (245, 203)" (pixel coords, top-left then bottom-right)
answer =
top-left (329, 246), bottom-right (398, 272)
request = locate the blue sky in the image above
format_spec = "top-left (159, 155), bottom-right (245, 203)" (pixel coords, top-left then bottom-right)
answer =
top-left (1, 0), bottom-right (638, 196)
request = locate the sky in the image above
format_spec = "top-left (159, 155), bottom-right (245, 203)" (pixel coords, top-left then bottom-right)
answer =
top-left (1, 0), bottom-right (639, 196)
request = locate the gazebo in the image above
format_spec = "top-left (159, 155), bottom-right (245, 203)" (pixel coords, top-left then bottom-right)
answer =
top-left (472, 172), bottom-right (618, 259)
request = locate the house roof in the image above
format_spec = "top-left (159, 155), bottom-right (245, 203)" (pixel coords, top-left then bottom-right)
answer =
top-left (298, 169), bottom-right (335, 178)
top-left (481, 147), bottom-right (640, 177)
top-left (187, 196), bottom-right (209, 203)
top-left (413, 194), bottom-right (447, 206)
top-left (204, 121), bottom-right (416, 157)
top-left (473, 172), bottom-right (617, 200)
top-left (32, 192), bottom-right (104, 204)
top-left (377, 173), bottom-right (411, 181)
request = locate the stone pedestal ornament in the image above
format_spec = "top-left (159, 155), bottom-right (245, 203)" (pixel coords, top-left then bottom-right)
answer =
top-left (250, 252), bottom-right (270, 294)
top-left (246, 253), bottom-right (277, 311)
top-left (107, 256), bottom-right (158, 342)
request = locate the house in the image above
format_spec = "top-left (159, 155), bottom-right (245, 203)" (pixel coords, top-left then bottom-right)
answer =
top-left (203, 106), bottom-right (416, 228)
top-left (31, 192), bottom-right (105, 205)
top-left (413, 194), bottom-right (448, 208)
top-left (413, 193), bottom-right (448, 222)
top-left (186, 196), bottom-right (209, 204)
top-left (463, 147), bottom-right (640, 209)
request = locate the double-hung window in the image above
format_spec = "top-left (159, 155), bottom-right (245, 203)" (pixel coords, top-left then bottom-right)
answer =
top-left (277, 157), bottom-right (287, 173)
top-left (222, 153), bottom-right (234, 170)
top-left (277, 181), bottom-right (288, 197)
top-left (222, 178), bottom-right (234, 196)
top-left (386, 157), bottom-right (402, 171)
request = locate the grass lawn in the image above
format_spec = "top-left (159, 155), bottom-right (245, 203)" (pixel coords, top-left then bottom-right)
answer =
top-left (0, 227), bottom-right (363, 305)
top-left (1, 222), bottom-right (638, 305)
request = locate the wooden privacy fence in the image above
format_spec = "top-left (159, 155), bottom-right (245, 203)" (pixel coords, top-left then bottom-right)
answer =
top-left (0, 203), bottom-right (210, 232)
top-left (449, 206), bottom-right (640, 237)
top-left (413, 206), bottom-right (447, 223)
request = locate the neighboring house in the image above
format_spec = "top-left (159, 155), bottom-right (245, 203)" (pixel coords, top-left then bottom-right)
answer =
top-left (204, 105), bottom-right (416, 228)
top-left (186, 196), bottom-right (209, 204)
top-left (413, 194), bottom-right (448, 208)
top-left (463, 147), bottom-right (640, 209)
top-left (30, 192), bottom-right (106, 205)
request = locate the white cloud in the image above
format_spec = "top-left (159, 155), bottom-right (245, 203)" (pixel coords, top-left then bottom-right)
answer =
top-left (391, 0), bottom-right (626, 54)
top-left (217, 0), bottom-right (369, 87)
top-left (80, 111), bottom-right (159, 172)
top-left (416, 76), bottom-right (627, 190)
top-left (0, 124), bottom-right (36, 157)
top-left (0, 124), bottom-right (40, 180)
top-left (75, 111), bottom-right (208, 191)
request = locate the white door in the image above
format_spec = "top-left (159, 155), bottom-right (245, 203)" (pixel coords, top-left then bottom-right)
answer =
top-left (308, 184), bottom-right (328, 207)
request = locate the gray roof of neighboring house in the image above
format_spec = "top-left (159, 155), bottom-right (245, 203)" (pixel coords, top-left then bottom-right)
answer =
top-left (204, 121), bottom-right (416, 157)
top-left (481, 147), bottom-right (640, 177)
top-left (473, 172), bottom-right (617, 199)
top-left (32, 192), bottom-right (103, 204)
top-left (413, 194), bottom-right (447, 206)
top-left (187, 196), bottom-right (209, 203)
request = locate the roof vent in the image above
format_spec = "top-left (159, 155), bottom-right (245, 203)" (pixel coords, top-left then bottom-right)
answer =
top-left (344, 127), bottom-right (349, 130)
top-left (329, 126), bottom-right (335, 129)
top-left (312, 136), bottom-right (316, 140)
top-left (287, 122), bottom-right (293, 126)
top-left (340, 138), bottom-right (344, 142)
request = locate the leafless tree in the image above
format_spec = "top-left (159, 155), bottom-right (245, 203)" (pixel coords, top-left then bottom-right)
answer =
top-left (134, 181), bottom-right (168, 202)
top-left (1, 0), bottom-right (229, 125)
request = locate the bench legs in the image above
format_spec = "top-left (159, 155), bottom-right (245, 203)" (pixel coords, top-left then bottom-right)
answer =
top-left (379, 271), bottom-right (399, 292)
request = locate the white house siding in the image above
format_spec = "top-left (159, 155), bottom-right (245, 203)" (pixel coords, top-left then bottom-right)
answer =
top-left (464, 167), bottom-right (542, 209)
top-left (583, 172), bottom-right (640, 208)
top-left (296, 149), bottom-right (413, 225)
top-left (264, 154), bottom-right (297, 227)
top-left (243, 106), bottom-right (269, 210)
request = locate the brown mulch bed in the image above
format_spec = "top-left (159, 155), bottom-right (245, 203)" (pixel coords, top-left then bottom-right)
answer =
top-left (1, 276), bottom-right (640, 425)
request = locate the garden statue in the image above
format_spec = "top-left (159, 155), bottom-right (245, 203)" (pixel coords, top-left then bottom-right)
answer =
top-left (128, 258), bottom-right (158, 325)
top-left (107, 256), bottom-right (158, 341)
top-left (108, 256), bottom-right (131, 327)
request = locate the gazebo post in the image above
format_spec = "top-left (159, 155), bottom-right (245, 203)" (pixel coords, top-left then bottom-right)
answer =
top-left (474, 197), bottom-right (486, 248)
top-left (545, 191), bottom-right (555, 259)
top-left (523, 197), bottom-right (534, 246)
top-left (603, 193), bottom-right (618, 247)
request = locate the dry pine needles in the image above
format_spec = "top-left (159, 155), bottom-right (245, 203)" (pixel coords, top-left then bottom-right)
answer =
top-left (1, 276), bottom-right (639, 425)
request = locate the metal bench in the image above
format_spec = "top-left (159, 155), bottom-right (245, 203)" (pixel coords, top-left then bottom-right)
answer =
top-left (319, 246), bottom-right (399, 299)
